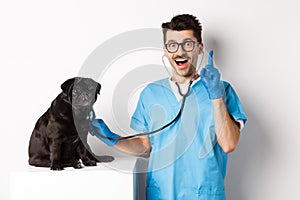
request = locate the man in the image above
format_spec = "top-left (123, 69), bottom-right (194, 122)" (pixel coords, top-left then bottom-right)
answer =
top-left (91, 14), bottom-right (246, 199)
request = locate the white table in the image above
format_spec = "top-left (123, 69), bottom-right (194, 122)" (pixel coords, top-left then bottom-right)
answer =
top-left (10, 157), bottom-right (137, 200)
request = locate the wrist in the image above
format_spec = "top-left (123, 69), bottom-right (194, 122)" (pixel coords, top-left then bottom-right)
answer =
top-left (208, 87), bottom-right (222, 100)
top-left (212, 97), bottom-right (223, 105)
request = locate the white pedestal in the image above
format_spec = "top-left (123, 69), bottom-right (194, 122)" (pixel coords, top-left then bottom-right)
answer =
top-left (10, 157), bottom-right (136, 200)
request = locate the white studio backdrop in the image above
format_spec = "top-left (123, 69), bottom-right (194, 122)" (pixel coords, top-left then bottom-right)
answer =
top-left (1, 0), bottom-right (300, 199)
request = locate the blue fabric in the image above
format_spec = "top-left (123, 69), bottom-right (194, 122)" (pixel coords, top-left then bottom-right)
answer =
top-left (200, 50), bottom-right (222, 100)
top-left (130, 78), bottom-right (247, 200)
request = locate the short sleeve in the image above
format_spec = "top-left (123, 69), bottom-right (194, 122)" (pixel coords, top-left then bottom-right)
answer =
top-left (130, 91), bottom-right (149, 133)
top-left (223, 82), bottom-right (247, 125)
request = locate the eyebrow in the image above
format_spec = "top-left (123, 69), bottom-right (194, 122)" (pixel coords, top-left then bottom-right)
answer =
top-left (166, 38), bottom-right (194, 43)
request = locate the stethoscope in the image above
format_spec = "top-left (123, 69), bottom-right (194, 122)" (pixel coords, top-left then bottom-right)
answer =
top-left (91, 51), bottom-right (205, 141)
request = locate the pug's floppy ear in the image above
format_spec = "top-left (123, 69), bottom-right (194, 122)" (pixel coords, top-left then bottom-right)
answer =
top-left (96, 82), bottom-right (101, 94)
top-left (61, 77), bottom-right (76, 94)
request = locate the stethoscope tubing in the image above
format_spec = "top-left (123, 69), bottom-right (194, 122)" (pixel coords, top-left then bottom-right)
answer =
top-left (91, 77), bottom-right (194, 141)
top-left (93, 52), bottom-right (205, 140)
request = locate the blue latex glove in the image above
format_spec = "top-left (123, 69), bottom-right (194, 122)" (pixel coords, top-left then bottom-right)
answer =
top-left (90, 119), bottom-right (119, 146)
top-left (200, 50), bottom-right (222, 99)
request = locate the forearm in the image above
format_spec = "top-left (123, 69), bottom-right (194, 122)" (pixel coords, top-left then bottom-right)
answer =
top-left (212, 98), bottom-right (240, 153)
top-left (114, 136), bottom-right (151, 158)
top-left (90, 119), bottom-right (151, 157)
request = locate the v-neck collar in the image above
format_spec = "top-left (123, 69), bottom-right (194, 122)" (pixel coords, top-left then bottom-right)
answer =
top-left (168, 77), bottom-right (202, 102)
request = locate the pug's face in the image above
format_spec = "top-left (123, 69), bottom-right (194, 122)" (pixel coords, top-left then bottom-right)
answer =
top-left (61, 77), bottom-right (101, 108)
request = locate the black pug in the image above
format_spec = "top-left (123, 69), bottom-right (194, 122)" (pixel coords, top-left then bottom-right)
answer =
top-left (28, 77), bottom-right (114, 170)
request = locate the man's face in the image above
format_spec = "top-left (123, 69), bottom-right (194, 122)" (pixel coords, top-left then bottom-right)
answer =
top-left (163, 30), bottom-right (203, 80)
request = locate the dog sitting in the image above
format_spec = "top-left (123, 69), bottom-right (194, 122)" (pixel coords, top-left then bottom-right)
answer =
top-left (28, 77), bottom-right (114, 170)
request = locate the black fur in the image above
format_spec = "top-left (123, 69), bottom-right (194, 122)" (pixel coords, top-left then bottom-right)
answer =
top-left (28, 77), bottom-right (114, 170)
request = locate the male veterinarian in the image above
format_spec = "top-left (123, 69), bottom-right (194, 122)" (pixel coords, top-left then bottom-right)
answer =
top-left (91, 14), bottom-right (247, 200)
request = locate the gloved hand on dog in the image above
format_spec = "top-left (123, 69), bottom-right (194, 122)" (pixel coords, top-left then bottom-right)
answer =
top-left (90, 119), bottom-right (120, 146)
top-left (200, 50), bottom-right (222, 100)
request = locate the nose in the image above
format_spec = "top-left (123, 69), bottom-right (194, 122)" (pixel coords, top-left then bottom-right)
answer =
top-left (176, 44), bottom-right (185, 55)
top-left (80, 92), bottom-right (88, 100)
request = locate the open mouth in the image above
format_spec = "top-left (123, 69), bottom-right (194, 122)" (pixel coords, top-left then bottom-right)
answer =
top-left (174, 58), bottom-right (189, 67)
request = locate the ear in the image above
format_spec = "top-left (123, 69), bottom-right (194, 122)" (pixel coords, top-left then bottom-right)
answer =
top-left (96, 82), bottom-right (101, 94)
top-left (198, 43), bottom-right (204, 54)
top-left (93, 81), bottom-right (101, 102)
top-left (61, 77), bottom-right (76, 94)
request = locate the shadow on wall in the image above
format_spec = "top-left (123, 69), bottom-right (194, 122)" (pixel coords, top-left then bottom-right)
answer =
top-left (225, 107), bottom-right (270, 199)
top-left (203, 35), bottom-right (226, 68)
top-left (205, 35), bottom-right (270, 199)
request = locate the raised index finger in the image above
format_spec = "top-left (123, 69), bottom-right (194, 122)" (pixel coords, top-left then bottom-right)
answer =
top-left (208, 50), bottom-right (214, 66)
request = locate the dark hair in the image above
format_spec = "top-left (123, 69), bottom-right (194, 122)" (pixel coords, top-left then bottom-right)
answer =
top-left (161, 14), bottom-right (202, 44)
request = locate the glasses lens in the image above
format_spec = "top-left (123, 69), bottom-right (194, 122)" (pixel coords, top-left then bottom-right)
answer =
top-left (183, 41), bottom-right (194, 52)
top-left (167, 42), bottom-right (178, 53)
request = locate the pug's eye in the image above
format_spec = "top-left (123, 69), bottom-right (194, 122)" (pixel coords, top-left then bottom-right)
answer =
top-left (72, 89), bottom-right (78, 94)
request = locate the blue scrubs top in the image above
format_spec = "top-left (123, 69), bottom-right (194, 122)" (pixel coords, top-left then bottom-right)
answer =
top-left (130, 78), bottom-right (247, 200)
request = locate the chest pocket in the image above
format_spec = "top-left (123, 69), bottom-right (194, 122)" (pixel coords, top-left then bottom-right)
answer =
top-left (149, 104), bottom-right (167, 130)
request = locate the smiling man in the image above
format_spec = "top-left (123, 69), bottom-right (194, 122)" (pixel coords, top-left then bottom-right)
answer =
top-left (91, 14), bottom-right (247, 199)
top-left (163, 29), bottom-right (202, 83)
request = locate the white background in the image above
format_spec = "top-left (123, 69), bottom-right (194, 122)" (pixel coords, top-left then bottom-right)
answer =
top-left (1, 0), bottom-right (300, 199)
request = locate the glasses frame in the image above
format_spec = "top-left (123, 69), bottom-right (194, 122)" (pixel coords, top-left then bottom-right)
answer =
top-left (164, 40), bottom-right (199, 53)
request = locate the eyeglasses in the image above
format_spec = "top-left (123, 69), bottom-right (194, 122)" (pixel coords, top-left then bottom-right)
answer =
top-left (164, 40), bottom-right (199, 53)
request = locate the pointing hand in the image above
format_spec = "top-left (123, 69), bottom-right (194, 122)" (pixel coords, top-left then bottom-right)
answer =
top-left (200, 50), bottom-right (222, 99)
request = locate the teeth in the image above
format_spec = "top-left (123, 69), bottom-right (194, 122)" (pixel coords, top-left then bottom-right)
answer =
top-left (175, 59), bottom-right (187, 62)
